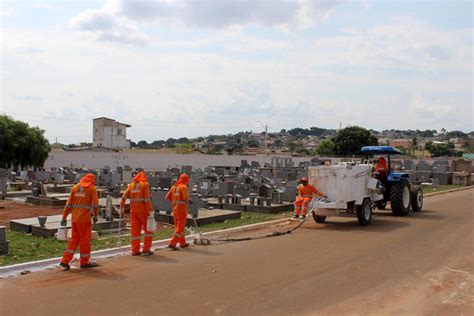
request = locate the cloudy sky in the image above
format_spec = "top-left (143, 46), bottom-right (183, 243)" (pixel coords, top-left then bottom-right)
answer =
top-left (1, 0), bottom-right (472, 143)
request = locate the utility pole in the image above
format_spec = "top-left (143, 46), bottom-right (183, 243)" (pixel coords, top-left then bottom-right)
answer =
top-left (257, 120), bottom-right (268, 156)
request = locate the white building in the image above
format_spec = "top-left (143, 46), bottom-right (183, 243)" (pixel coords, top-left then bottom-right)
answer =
top-left (93, 117), bottom-right (131, 149)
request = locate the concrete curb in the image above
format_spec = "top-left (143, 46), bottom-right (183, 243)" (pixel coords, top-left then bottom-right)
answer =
top-left (424, 185), bottom-right (473, 198)
top-left (1, 187), bottom-right (470, 278)
top-left (0, 218), bottom-right (290, 278)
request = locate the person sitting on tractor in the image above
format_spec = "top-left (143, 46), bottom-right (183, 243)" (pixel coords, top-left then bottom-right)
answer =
top-left (374, 157), bottom-right (389, 180)
top-left (292, 177), bottom-right (326, 220)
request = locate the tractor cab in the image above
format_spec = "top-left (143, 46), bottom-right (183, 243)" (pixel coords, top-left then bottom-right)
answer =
top-left (361, 146), bottom-right (423, 215)
top-left (361, 146), bottom-right (409, 182)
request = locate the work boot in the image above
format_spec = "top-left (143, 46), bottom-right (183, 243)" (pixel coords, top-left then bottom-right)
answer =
top-left (132, 252), bottom-right (142, 256)
top-left (292, 215), bottom-right (299, 219)
top-left (168, 245), bottom-right (179, 251)
top-left (300, 215), bottom-right (306, 220)
top-left (59, 262), bottom-right (70, 271)
top-left (142, 250), bottom-right (154, 256)
top-left (80, 262), bottom-right (98, 269)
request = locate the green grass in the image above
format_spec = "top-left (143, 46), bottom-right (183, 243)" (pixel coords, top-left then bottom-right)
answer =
top-left (0, 211), bottom-right (293, 267)
top-left (422, 184), bottom-right (465, 194)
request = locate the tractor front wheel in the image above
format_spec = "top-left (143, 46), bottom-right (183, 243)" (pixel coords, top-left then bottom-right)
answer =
top-left (411, 187), bottom-right (423, 212)
top-left (390, 180), bottom-right (411, 216)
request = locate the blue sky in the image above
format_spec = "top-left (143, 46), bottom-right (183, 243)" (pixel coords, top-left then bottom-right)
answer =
top-left (1, 0), bottom-right (472, 143)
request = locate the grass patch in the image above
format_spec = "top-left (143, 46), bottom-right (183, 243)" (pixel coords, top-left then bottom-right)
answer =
top-left (0, 211), bottom-right (293, 267)
top-left (422, 185), bottom-right (466, 194)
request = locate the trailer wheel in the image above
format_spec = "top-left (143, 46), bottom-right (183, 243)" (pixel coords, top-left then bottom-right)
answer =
top-left (356, 199), bottom-right (372, 226)
top-left (390, 180), bottom-right (411, 216)
top-left (411, 187), bottom-right (423, 212)
top-left (312, 212), bottom-right (327, 223)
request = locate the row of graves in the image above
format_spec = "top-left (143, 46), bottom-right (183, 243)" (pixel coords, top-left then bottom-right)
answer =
top-left (389, 158), bottom-right (473, 186)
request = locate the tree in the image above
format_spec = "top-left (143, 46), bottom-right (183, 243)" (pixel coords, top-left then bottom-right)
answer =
top-left (316, 140), bottom-right (335, 156)
top-left (165, 138), bottom-right (177, 147)
top-left (136, 140), bottom-right (148, 148)
top-left (333, 126), bottom-right (378, 156)
top-left (247, 139), bottom-right (259, 148)
top-left (0, 115), bottom-right (51, 169)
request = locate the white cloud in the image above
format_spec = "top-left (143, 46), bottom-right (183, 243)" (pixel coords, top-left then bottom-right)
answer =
top-left (68, 0), bottom-right (340, 45)
top-left (69, 8), bottom-right (148, 44)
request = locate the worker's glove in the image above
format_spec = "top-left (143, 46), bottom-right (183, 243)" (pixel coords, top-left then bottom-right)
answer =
top-left (93, 217), bottom-right (98, 224)
top-left (60, 219), bottom-right (67, 226)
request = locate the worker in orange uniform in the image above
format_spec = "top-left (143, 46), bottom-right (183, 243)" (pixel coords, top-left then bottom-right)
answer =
top-left (59, 173), bottom-right (99, 270)
top-left (120, 172), bottom-right (154, 256)
top-left (375, 157), bottom-right (389, 180)
top-left (292, 177), bottom-right (326, 220)
top-left (165, 174), bottom-right (190, 250)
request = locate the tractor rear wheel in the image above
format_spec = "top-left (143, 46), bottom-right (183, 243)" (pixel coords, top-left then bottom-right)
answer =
top-left (390, 180), bottom-right (411, 216)
top-left (312, 212), bottom-right (327, 223)
top-left (411, 187), bottom-right (423, 212)
top-left (356, 199), bottom-right (372, 226)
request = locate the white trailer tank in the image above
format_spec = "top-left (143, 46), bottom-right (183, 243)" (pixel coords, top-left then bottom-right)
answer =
top-left (308, 164), bottom-right (372, 204)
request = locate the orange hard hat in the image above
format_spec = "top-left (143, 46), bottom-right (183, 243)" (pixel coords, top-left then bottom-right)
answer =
top-left (300, 177), bottom-right (308, 182)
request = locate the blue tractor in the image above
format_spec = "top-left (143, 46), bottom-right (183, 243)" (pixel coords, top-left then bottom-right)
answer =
top-left (361, 146), bottom-right (423, 216)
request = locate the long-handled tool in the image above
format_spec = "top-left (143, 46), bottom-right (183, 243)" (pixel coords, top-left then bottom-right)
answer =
top-left (116, 207), bottom-right (123, 247)
top-left (186, 214), bottom-right (211, 245)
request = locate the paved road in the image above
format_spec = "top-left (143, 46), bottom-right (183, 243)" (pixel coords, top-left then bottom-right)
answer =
top-left (1, 189), bottom-right (473, 315)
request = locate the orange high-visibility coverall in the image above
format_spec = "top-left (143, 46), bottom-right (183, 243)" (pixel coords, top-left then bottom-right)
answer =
top-left (294, 184), bottom-right (325, 216)
top-left (165, 174), bottom-right (189, 248)
top-left (61, 174), bottom-right (99, 266)
top-left (375, 157), bottom-right (388, 179)
top-left (121, 172), bottom-right (153, 255)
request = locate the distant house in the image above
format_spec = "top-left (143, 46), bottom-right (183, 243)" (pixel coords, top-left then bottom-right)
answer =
top-left (389, 139), bottom-right (412, 149)
top-left (93, 117), bottom-right (131, 149)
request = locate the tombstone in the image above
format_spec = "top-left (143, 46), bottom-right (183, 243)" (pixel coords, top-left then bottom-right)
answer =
top-left (279, 185), bottom-right (297, 202)
top-left (258, 184), bottom-right (272, 198)
top-left (240, 160), bottom-right (249, 168)
top-left (403, 160), bottom-right (416, 171)
top-left (433, 164), bottom-right (449, 173)
top-left (197, 179), bottom-right (213, 196)
top-left (53, 172), bottom-right (65, 185)
top-left (110, 172), bottom-right (121, 187)
top-left (251, 161), bottom-right (260, 168)
top-left (116, 166), bottom-right (123, 173)
top-left (0, 177), bottom-right (7, 194)
top-left (124, 165), bottom-right (132, 171)
top-left (151, 189), bottom-right (172, 213)
top-left (214, 182), bottom-right (235, 196)
top-left (417, 160), bottom-right (431, 171)
top-left (158, 177), bottom-right (172, 189)
top-left (148, 176), bottom-right (160, 188)
top-left (122, 170), bottom-right (132, 183)
top-left (214, 167), bottom-right (226, 176)
top-left (188, 194), bottom-right (207, 218)
top-left (181, 165), bottom-right (193, 175)
top-left (0, 226), bottom-right (8, 255)
top-left (105, 195), bottom-right (113, 221)
top-left (452, 159), bottom-right (471, 173)
top-left (433, 172), bottom-right (452, 185)
top-left (234, 183), bottom-right (251, 199)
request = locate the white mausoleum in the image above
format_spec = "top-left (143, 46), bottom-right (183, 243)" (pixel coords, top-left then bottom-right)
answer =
top-left (93, 117), bottom-right (131, 149)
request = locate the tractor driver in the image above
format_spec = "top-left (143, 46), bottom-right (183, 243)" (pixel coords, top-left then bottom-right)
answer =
top-left (374, 157), bottom-right (388, 180)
